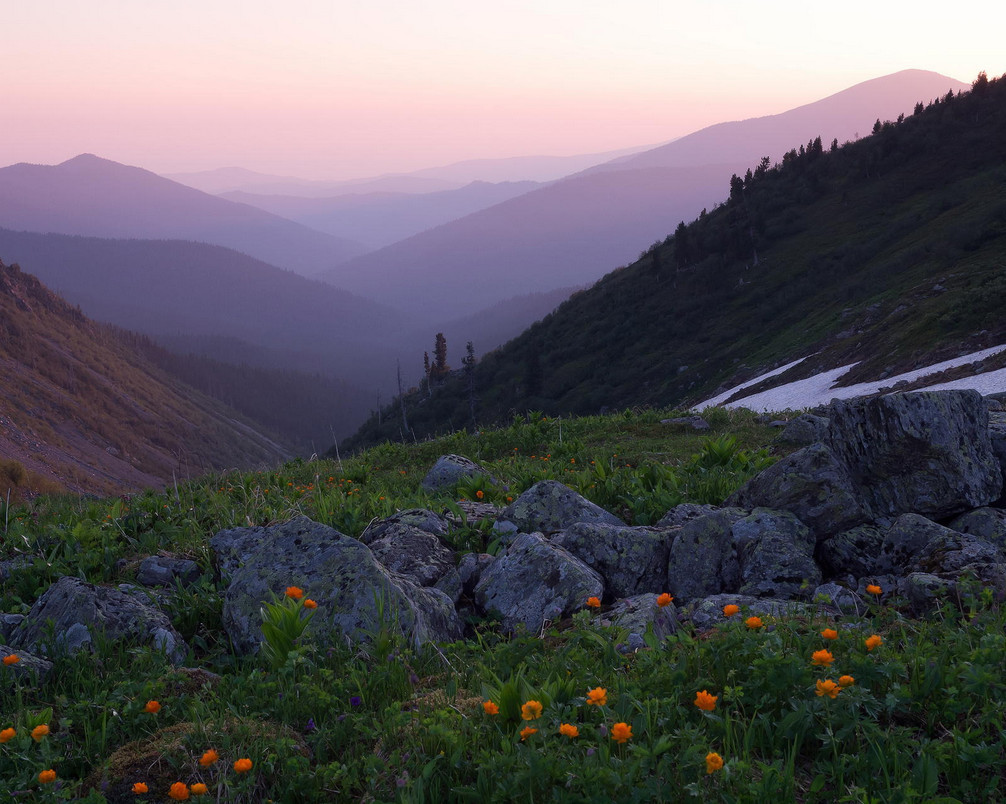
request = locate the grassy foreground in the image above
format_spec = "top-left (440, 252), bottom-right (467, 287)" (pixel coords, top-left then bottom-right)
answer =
top-left (1, 408), bottom-right (1003, 802)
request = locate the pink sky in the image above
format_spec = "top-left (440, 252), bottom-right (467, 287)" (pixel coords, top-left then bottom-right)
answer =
top-left (5, 1), bottom-right (1005, 179)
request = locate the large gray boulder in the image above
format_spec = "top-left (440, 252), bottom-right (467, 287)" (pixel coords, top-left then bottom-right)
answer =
top-left (473, 532), bottom-right (603, 633)
top-left (817, 524), bottom-right (885, 578)
top-left (948, 508), bottom-right (1006, 550)
top-left (359, 509), bottom-right (451, 545)
top-left (420, 455), bottom-right (494, 493)
top-left (777, 413), bottom-right (830, 446)
top-left (655, 503), bottom-right (722, 529)
top-left (734, 509), bottom-right (821, 600)
top-left (686, 594), bottom-right (832, 629)
top-left (552, 522), bottom-right (673, 599)
top-left (826, 390), bottom-right (1002, 521)
top-left (211, 517), bottom-right (462, 654)
top-left (599, 593), bottom-right (679, 651)
top-left (8, 576), bottom-right (187, 663)
top-left (726, 443), bottom-right (869, 540)
top-left (500, 480), bottom-right (624, 535)
top-left (365, 523), bottom-right (457, 588)
top-left (666, 509), bottom-right (746, 601)
top-left (877, 514), bottom-right (956, 573)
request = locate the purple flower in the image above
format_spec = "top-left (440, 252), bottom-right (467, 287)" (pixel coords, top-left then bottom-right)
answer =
top-left (350, 695), bottom-right (362, 707)
top-left (586, 748), bottom-right (596, 757)
top-left (305, 718), bottom-right (316, 732)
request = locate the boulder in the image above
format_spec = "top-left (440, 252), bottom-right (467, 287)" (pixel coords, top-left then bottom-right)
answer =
top-left (420, 455), bottom-right (494, 493)
top-left (136, 556), bottom-right (201, 588)
top-left (878, 514), bottom-right (960, 573)
top-left (826, 390), bottom-right (1002, 521)
top-left (987, 410), bottom-right (1006, 493)
top-left (655, 503), bottom-right (722, 529)
top-left (687, 594), bottom-right (832, 629)
top-left (913, 529), bottom-right (1004, 575)
top-left (599, 593), bottom-right (679, 651)
top-left (359, 509), bottom-right (450, 545)
top-left (0, 614), bottom-right (24, 641)
top-left (948, 508), bottom-right (1006, 550)
top-left (898, 573), bottom-right (956, 613)
top-left (727, 443), bottom-right (869, 540)
top-left (473, 532), bottom-right (603, 634)
top-left (210, 517), bottom-right (462, 654)
top-left (733, 509), bottom-right (821, 600)
top-left (366, 523), bottom-right (457, 588)
top-left (660, 415), bottom-right (710, 430)
top-left (552, 522), bottom-right (673, 599)
top-left (458, 553), bottom-right (496, 596)
top-left (0, 646), bottom-right (53, 685)
top-left (812, 583), bottom-right (869, 616)
top-left (777, 413), bottom-right (830, 446)
top-left (666, 509), bottom-right (746, 601)
top-left (816, 524), bottom-right (885, 578)
top-left (8, 576), bottom-right (187, 663)
top-left (500, 480), bottom-right (624, 535)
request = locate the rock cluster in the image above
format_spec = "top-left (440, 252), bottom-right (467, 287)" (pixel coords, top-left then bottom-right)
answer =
top-left (3, 389), bottom-right (1003, 672)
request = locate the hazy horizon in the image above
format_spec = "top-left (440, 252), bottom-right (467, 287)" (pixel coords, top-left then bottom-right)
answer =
top-left (5, 1), bottom-right (1004, 181)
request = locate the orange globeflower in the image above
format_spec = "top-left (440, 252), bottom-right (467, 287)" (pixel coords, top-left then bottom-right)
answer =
top-left (476, 490), bottom-right (484, 500)
top-left (168, 782), bottom-right (189, 800)
top-left (143, 700), bottom-right (161, 714)
top-left (723, 604), bottom-right (740, 617)
top-left (482, 701), bottom-right (499, 715)
top-left (132, 782), bottom-right (149, 794)
top-left (694, 690), bottom-right (718, 711)
top-left (199, 749), bottom-right (219, 767)
top-left (586, 687), bottom-right (608, 706)
top-left (559, 723), bottom-right (579, 738)
top-left (610, 722), bottom-right (633, 744)
top-left (31, 724), bottom-right (49, 741)
top-left (190, 783), bottom-right (208, 796)
top-left (811, 649), bottom-right (835, 667)
top-left (821, 628), bottom-right (838, 640)
top-left (865, 634), bottom-right (883, 651)
top-left (520, 726), bottom-right (538, 741)
top-left (303, 599), bottom-right (318, 610)
top-left (233, 758), bottom-right (253, 773)
top-left (705, 752), bottom-right (724, 774)
top-left (285, 586), bottom-right (304, 600)
top-left (2, 654), bottom-right (20, 666)
top-left (815, 679), bottom-right (840, 699)
top-left (656, 593), bottom-right (673, 607)
top-left (745, 616), bottom-right (763, 630)
top-left (866, 584), bottom-right (882, 597)
top-left (38, 769), bottom-right (57, 784)
top-left (0, 727), bottom-right (15, 743)
top-left (586, 596), bottom-right (601, 609)
top-left (521, 700), bottom-right (543, 720)
top-left (838, 675), bottom-right (856, 687)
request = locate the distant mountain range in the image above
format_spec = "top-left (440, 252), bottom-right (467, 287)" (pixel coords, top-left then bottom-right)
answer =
top-left (318, 70), bottom-right (969, 320)
top-left (0, 259), bottom-right (288, 495)
top-left (0, 155), bottom-right (366, 274)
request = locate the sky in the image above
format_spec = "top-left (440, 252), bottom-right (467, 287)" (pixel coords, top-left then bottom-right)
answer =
top-left (5, 1), bottom-right (1005, 180)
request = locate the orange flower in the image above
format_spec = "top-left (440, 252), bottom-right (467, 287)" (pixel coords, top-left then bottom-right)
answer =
top-left (745, 616), bottom-right (763, 630)
top-left (521, 700), bottom-right (543, 720)
top-left (168, 782), bottom-right (189, 800)
top-left (519, 726), bottom-right (538, 741)
top-left (2, 654), bottom-right (20, 666)
top-left (838, 675), bottom-right (856, 687)
top-left (559, 723), bottom-right (579, 738)
top-left (143, 700), bottom-right (161, 714)
top-left (610, 722), bottom-right (633, 744)
top-left (476, 490), bottom-right (484, 500)
top-left (303, 599), bottom-right (318, 609)
top-left (705, 752), bottom-right (724, 774)
top-left (482, 701), bottom-right (499, 715)
top-left (38, 769), bottom-right (57, 784)
top-left (811, 649), bottom-right (835, 667)
top-left (586, 687), bottom-right (608, 706)
top-left (656, 593), bottom-right (673, 607)
top-left (199, 749), bottom-right (219, 767)
top-left (821, 628), bottom-right (838, 640)
top-left (694, 690), bottom-right (718, 711)
top-left (233, 758), bottom-right (253, 773)
top-left (816, 679), bottom-right (840, 699)
top-left (190, 783), bottom-right (208, 796)
top-left (31, 724), bottom-right (49, 741)
top-left (586, 596), bottom-right (601, 609)
top-left (866, 584), bottom-right (882, 596)
top-left (132, 782), bottom-right (149, 794)
top-left (285, 586), bottom-right (304, 600)
top-left (0, 727), bottom-right (15, 743)
top-left (722, 604), bottom-right (740, 617)
top-left (865, 634), bottom-right (883, 651)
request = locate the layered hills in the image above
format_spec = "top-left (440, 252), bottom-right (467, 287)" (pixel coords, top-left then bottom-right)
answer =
top-left (0, 260), bottom-right (289, 498)
top-left (344, 72), bottom-right (1006, 450)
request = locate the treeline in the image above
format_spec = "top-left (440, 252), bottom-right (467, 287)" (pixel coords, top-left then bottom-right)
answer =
top-left (342, 72), bottom-right (1006, 452)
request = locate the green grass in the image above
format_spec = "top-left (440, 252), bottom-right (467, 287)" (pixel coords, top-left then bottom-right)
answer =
top-left (1, 408), bottom-right (1003, 801)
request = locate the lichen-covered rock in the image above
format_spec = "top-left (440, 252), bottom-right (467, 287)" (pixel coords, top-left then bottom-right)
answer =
top-left (443, 500), bottom-right (502, 528)
top-left (0, 614), bottom-right (24, 641)
top-left (878, 514), bottom-right (958, 573)
top-left (599, 593), bottom-right (678, 651)
top-left (137, 556), bottom-right (201, 588)
top-left (473, 532), bottom-right (603, 633)
top-left (655, 503), bottom-right (723, 529)
top-left (359, 509), bottom-right (451, 545)
top-left (913, 529), bottom-right (1004, 574)
top-left (0, 645), bottom-right (52, 685)
top-left (500, 481), bottom-right (624, 535)
top-left (826, 390), bottom-right (1002, 520)
top-left (686, 594), bottom-right (832, 629)
top-left (986, 410), bottom-right (1006, 497)
top-left (948, 508), bottom-right (1006, 551)
top-left (9, 576), bottom-right (187, 663)
top-left (552, 522), bottom-right (673, 599)
top-left (210, 517), bottom-right (462, 654)
top-left (812, 583), bottom-right (868, 616)
top-left (777, 413), bottom-right (830, 446)
top-left (366, 523), bottom-right (457, 588)
top-left (458, 553), bottom-right (496, 596)
top-left (420, 455), bottom-right (494, 493)
top-left (726, 443), bottom-right (869, 540)
top-left (734, 509), bottom-right (821, 600)
top-left (898, 573), bottom-right (956, 613)
top-left (666, 509), bottom-right (746, 601)
top-left (817, 524), bottom-right (885, 578)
